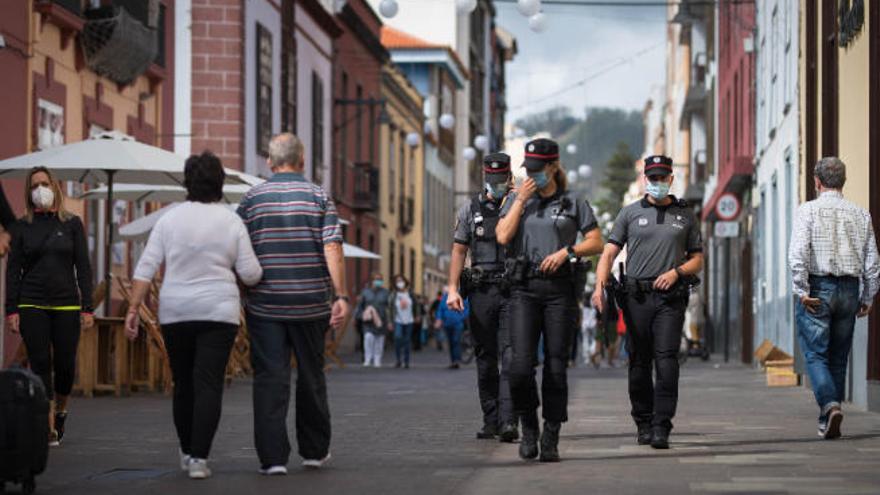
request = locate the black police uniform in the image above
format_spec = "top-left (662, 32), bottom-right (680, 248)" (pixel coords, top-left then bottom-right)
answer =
top-left (500, 138), bottom-right (598, 461)
top-left (453, 153), bottom-right (517, 439)
top-left (607, 155), bottom-right (703, 445)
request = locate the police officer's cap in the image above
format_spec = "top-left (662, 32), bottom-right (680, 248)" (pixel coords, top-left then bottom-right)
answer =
top-left (644, 155), bottom-right (673, 177)
top-left (523, 138), bottom-right (559, 172)
top-left (483, 152), bottom-right (511, 183)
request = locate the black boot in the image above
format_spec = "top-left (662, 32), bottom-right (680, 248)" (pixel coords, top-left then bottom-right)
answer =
top-left (476, 423), bottom-right (498, 439)
top-left (498, 422), bottom-right (520, 443)
top-left (518, 414), bottom-right (539, 460)
top-left (539, 421), bottom-right (561, 462)
top-left (650, 427), bottom-right (669, 449)
top-left (637, 424), bottom-right (652, 445)
top-left (55, 411), bottom-right (68, 443)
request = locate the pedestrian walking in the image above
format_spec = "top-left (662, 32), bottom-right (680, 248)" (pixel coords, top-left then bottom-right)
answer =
top-left (446, 152), bottom-right (519, 442)
top-left (429, 291), bottom-right (445, 351)
top-left (435, 290), bottom-right (469, 368)
top-left (788, 157), bottom-right (880, 439)
top-left (237, 133), bottom-right (350, 475)
top-left (389, 274), bottom-right (417, 368)
top-left (496, 138), bottom-right (603, 462)
top-left (593, 155), bottom-right (704, 450)
top-left (125, 152), bottom-right (263, 479)
top-left (5, 166), bottom-right (93, 447)
top-left (355, 273), bottom-right (391, 367)
top-left (0, 183), bottom-right (16, 256)
top-left (591, 291), bottom-right (620, 368)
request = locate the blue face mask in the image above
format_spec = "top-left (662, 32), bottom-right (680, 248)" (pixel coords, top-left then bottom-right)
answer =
top-left (485, 181), bottom-right (509, 199)
top-left (528, 171), bottom-right (550, 189)
top-left (373, 279), bottom-right (384, 289)
top-left (646, 180), bottom-right (671, 200)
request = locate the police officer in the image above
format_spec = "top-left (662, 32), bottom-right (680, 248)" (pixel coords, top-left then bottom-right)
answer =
top-left (592, 155), bottom-right (704, 450)
top-left (447, 152), bottom-right (519, 442)
top-left (496, 138), bottom-right (603, 462)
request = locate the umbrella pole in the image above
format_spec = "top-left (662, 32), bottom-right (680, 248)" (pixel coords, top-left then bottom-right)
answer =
top-left (103, 170), bottom-right (115, 316)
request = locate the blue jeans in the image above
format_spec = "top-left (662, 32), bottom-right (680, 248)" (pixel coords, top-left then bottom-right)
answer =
top-left (394, 323), bottom-right (413, 365)
top-left (445, 324), bottom-right (463, 364)
top-left (795, 275), bottom-right (860, 423)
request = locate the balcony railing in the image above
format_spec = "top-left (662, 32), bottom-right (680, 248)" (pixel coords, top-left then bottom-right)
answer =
top-left (352, 162), bottom-right (379, 212)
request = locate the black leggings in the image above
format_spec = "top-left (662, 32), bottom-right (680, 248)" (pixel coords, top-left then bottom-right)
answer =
top-left (19, 308), bottom-right (81, 400)
top-left (162, 321), bottom-right (238, 459)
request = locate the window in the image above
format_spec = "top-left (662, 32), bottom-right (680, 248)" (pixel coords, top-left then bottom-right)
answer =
top-left (388, 128), bottom-right (396, 213)
top-left (399, 131), bottom-right (406, 220)
top-left (339, 72), bottom-right (348, 195)
top-left (399, 249), bottom-right (405, 280)
top-left (355, 227), bottom-right (362, 292)
top-left (355, 85), bottom-right (363, 161)
top-left (256, 23), bottom-right (273, 156)
top-left (389, 240), bottom-right (396, 279)
top-left (410, 248), bottom-right (416, 286)
top-left (281, 0), bottom-right (297, 133)
top-left (312, 72), bottom-right (325, 185)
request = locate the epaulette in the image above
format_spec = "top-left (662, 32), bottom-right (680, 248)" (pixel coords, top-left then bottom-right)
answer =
top-left (676, 198), bottom-right (690, 207)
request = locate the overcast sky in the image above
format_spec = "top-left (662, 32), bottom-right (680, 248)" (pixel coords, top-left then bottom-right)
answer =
top-left (496, 2), bottom-right (667, 123)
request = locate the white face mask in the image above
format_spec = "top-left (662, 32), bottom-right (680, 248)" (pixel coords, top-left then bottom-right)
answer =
top-left (396, 281), bottom-right (406, 290)
top-left (31, 185), bottom-right (55, 209)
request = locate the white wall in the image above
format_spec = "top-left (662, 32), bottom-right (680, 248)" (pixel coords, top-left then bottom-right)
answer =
top-left (244, 0), bottom-right (282, 177)
top-left (295, 3), bottom-right (334, 190)
top-left (752, 0), bottom-right (799, 356)
top-left (365, 0), bottom-right (458, 47)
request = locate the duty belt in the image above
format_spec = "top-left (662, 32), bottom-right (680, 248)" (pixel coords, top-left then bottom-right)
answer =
top-left (526, 265), bottom-right (573, 280)
top-left (625, 278), bottom-right (660, 293)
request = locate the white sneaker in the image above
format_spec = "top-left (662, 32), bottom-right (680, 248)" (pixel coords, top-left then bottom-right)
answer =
top-left (302, 452), bottom-right (331, 469)
top-left (373, 362), bottom-right (382, 368)
top-left (179, 449), bottom-right (192, 471)
top-left (188, 459), bottom-right (211, 479)
top-left (258, 465), bottom-right (288, 476)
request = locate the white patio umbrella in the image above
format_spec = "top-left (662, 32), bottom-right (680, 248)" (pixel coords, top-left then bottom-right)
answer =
top-left (79, 183), bottom-right (256, 203)
top-left (0, 130), bottom-right (250, 313)
top-left (119, 203), bottom-right (381, 259)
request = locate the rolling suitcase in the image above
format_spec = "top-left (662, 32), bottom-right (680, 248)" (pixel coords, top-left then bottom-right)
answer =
top-left (0, 367), bottom-right (49, 494)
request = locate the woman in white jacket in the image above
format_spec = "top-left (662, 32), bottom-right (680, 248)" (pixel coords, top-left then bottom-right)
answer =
top-left (125, 152), bottom-right (263, 480)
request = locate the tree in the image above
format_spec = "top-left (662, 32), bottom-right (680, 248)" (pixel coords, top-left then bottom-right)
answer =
top-left (593, 142), bottom-right (636, 219)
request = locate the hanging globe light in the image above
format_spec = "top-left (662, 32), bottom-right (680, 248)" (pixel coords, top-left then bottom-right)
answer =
top-left (439, 113), bottom-right (455, 129)
top-left (566, 143), bottom-right (577, 155)
top-left (566, 170), bottom-right (578, 185)
top-left (528, 12), bottom-right (547, 33)
top-left (473, 134), bottom-right (489, 151)
top-left (516, 0), bottom-right (541, 17)
top-left (463, 146), bottom-right (477, 161)
top-left (424, 121), bottom-right (435, 136)
top-left (513, 127), bottom-right (526, 138)
top-left (406, 132), bottom-right (420, 147)
top-left (578, 164), bottom-right (592, 179)
top-left (378, 0), bottom-right (398, 18)
top-left (456, 0), bottom-right (477, 15)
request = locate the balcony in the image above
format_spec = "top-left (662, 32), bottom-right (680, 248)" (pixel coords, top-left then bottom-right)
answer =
top-left (352, 162), bottom-right (379, 212)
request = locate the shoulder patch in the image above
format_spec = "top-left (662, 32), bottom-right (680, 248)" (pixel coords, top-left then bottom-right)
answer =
top-left (677, 198), bottom-right (690, 207)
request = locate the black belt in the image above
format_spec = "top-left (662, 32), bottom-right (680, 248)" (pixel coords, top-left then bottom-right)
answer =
top-left (625, 278), bottom-right (659, 293)
top-left (526, 266), bottom-right (573, 280)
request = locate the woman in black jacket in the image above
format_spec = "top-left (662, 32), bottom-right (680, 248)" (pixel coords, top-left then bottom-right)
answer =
top-left (5, 166), bottom-right (93, 446)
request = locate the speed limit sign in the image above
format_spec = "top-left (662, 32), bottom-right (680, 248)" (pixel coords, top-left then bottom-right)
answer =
top-left (715, 193), bottom-right (741, 220)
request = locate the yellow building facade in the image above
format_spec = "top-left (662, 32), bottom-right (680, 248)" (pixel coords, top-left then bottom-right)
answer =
top-left (379, 64), bottom-right (425, 295)
top-left (799, 0), bottom-right (880, 411)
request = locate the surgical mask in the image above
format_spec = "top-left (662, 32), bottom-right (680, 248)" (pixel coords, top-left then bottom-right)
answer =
top-left (485, 181), bottom-right (509, 199)
top-left (528, 171), bottom-right (550, 189)
top-left (396, 281), bottom-right (406, 290)
top-left (373, 279), bottom-right (384, 289)
top-left (646, 181), bottom-right (670, 200)
top-left (31, 186), bottom-right (54, 209)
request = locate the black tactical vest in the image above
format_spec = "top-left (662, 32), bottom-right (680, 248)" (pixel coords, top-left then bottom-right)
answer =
top-left (469, 196), bottom-right (505, 270)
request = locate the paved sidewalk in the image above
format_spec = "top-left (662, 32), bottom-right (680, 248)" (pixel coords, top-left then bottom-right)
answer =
top-left (21, 350), bottom-right (880, 494)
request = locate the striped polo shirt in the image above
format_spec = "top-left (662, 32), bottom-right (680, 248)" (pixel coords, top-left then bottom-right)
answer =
top-left (237, 172), bottom-right (343, 321)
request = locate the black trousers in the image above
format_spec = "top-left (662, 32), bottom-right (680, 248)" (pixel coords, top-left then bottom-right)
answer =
top-left (162, 321), bottom-right (237, 459)
top-left (508, 278), bottom-right (576, 424)
top-left (468, 284), bottom-right (515, 428)
top-left (19, 308), bottom-right (81, 400)
top-left (247, 314), bottom-right (331, 466)
top-left (622, 290), bottom-right (687, 431)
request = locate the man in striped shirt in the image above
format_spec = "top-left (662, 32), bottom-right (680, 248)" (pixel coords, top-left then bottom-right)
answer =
top-left (789, 157), bottom-right (880, 440)
top-left (238, 133), bottom-right (349, 475)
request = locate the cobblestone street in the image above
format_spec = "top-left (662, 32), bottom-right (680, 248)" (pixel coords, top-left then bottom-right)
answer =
top-left (29, 351), bottom-right (880, 494)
